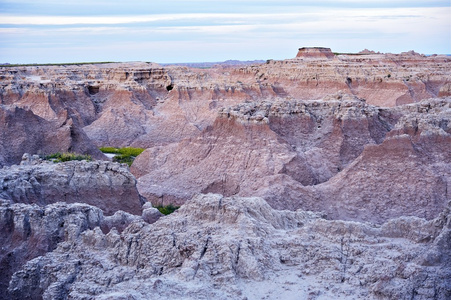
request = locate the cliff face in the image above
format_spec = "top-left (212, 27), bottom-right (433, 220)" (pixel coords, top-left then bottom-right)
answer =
top-left (0, 105), bottom-right (104, 167)
top-left (133, 98), bottom-right (451, 224)
top-left (296, 47), bottom-right (335, 59)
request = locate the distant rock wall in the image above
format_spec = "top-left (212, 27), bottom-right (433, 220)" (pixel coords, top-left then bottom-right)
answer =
top-left (1, 53), bottom-right (450, 156)
top-left (296, 47), bottom-right (335, 59)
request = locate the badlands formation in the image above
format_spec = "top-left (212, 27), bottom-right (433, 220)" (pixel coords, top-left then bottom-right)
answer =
top-left (0, 48), bottom-right (450, 299)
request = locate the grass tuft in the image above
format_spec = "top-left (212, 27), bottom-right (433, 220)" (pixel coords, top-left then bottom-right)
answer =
top-left (155, 204), bottom-right (179, 215)
top-left (44, 152), bottom-right (92, 162)
top-left (99, 146), bottom-right (145, 166)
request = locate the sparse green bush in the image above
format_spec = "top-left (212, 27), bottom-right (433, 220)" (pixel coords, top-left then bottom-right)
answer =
top-left (44, 152), bottom-right (92, 162)
top-left (155, 204), bottom-right (179, 215)
top-left (99, 146), bottom-right (145, 166)
top-left (99, 146), bottom-right (118, 153)
top-left (112, 155), bottom-right (135, 166)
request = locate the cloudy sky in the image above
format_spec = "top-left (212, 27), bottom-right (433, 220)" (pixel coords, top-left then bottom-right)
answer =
top-left (0, 0), bottom-right (450, 64)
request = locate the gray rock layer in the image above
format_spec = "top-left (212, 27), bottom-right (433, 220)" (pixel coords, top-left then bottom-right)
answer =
top-left (5, 194), bottom-right (451, 299)
top-left (0, 157), bottom-right (144, 216)
top-left (0, 200), bottom-right (162, 300)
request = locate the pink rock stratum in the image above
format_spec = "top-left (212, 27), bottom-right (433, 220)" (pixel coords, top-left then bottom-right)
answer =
top-left (0, 50), bottom-right (450, 299)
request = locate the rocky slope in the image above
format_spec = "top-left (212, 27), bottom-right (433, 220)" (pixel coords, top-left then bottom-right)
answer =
top-left (0, 154), bottom-right (144, 216)
top-left (132, 97), bottom-right (393, 203)
top-left (4, 194), bottom-right (451, 299)
top-left (133, 97), bottom-right (451, 224)
top-left (0, 105), bottom-right (104, 167)
top-left (0, 200), bottom-right (161, 300)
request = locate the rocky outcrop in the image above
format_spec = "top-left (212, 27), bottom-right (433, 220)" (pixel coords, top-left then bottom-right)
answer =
top-left (133, 98), bottom-right (451, 224)
top-left (0, 105), bottom-right (104, 167)
top-left (0, 155), bottom-right (144, 215)
top-left (296, 47), bottom-right (335, 59)
top-left (312, 99), bottom-right (451, 222)
top-left (6, 194), bottom-right (451, 299)
top-left (0, 201), bottom-right (104, 300)
top-left (0, 199), bottom-right (162, 300)
top-left (133, 98), bottom-right (394, 206)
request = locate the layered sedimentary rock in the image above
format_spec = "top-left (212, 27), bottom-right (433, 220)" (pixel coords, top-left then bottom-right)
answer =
top-left (132, 97), bottom-right (393, 201)
top-left (0, 155), bottom-right (144, 216)
top-left (0, 62), bottom-right (175, 151)
top-left (296, 47), bottom-right (335, 59)
top-left (5, 194), bottom-right (451, 299)
top-left (1, 51), bottom-right (450, 156)
top-left (133, 98), bottom-right (451, 224)
top-left (314, 99), bottom-right (451, 222)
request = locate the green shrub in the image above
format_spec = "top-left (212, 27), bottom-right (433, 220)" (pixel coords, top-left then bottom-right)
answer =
top-left (99, 146), bottom-right (118, 153)
top-left (155, 204), bottom-right (179, 215)
top-left (99, 146), bottom-right (145, 156)
top-left (112, 155), bottom-right (135, 166)
top-left (99, 146), bottom-right (145, 166)
top-left (44, 152), bottom-right (92, 162)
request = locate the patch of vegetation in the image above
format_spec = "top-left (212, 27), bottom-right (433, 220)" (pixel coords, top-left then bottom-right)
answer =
top-left (111, 155), bottom-right (135, 166)
top-left (99, 146), bottom-right (145, 167)
top-left (44, 152), bottom-right (92, 163)
top-left (155, 204), bottom-right (180, 215)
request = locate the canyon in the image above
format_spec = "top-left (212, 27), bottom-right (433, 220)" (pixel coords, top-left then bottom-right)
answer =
top-left (0, 48), bottom-right (450, 299)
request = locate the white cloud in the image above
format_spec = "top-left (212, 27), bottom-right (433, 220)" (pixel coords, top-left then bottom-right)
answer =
top-left (0, 7), bottom-right (442, 26)
top-left (0, 4), bottom-right (449, 63)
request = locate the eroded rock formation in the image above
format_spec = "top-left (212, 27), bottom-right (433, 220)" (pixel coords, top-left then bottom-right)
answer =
top-left (0, 105), bottom-right (104, 167)
top-left (132, 98), bottom-right (395, 204)
top-left (133, 97), bottom-right (451, 224)
top-left (0, 199), bottom-right (162, 300)
top-left (0, 155), bottom-right (144, 216)
top-left (5, 194), bottom-right (451, 299)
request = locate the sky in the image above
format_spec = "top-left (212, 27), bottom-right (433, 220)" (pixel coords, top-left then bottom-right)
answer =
top-left (0, 0), bottom-right (450, 64)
